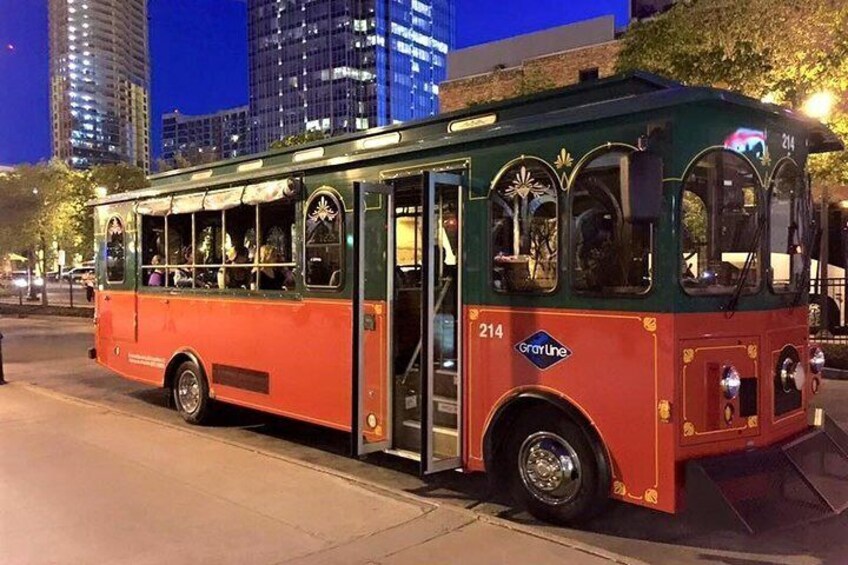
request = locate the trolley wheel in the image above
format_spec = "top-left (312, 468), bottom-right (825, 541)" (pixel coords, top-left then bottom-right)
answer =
top-left (503, 408), bottom-right (608, 524)
top-left (172, 360), bottom-right (214, 425)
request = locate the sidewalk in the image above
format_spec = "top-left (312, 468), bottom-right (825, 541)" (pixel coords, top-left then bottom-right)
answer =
top-left (0, 384), bottom-right (632, 565)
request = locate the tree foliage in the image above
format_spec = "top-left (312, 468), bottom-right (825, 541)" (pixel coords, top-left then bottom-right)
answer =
top-left (89, 162), bottom-right (149, 195)
top-left (270, 130), bottom-right (327, 150)
top-left (0, 161), bottom-right (149, 283)
top-left (617, 0), bottom-right (848, 192)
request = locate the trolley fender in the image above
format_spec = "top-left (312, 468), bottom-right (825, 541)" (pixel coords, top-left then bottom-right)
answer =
top-left (164, 348), bottom-right (207, 390)
top-left (482, 388), bottom-right (612, 483)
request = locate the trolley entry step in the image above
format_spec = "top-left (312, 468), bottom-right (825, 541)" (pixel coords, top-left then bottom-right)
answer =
top-left (686, 416), bottom-right (848, 534)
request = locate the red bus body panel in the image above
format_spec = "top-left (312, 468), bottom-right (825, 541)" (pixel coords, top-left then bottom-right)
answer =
top-left (97, 288), bottom-right (812, 515)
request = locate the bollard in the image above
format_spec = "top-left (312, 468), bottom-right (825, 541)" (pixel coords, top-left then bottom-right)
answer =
top-left (0, 332), bottom-right (6, 385)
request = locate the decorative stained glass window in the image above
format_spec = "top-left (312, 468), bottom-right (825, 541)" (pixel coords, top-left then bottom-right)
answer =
top-left (305, 191), bottom-right (344, 289)
top-left (106, 216), bottom-right (125, 283)
top-left (490, 158), bottom-right (559, 293)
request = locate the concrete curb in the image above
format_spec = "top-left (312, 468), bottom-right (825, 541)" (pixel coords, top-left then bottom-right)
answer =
top-left (823, 367), bottom-right (848, 380)
top-left (0, 304), bottom-right (93, 319)
top-left (16, 381), bottom-right (645, 565)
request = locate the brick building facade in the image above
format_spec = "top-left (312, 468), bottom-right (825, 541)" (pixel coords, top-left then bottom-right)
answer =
top-left (440, 40), bottom-right (621, 112)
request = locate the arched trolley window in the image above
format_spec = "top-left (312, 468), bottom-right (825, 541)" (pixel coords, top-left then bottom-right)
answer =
top-left (305, 190), bottom-right (344, 290)
top-left (570, 148), bottom-right (654, 295)
top-left (490, 157), bottom-right (560, 293)
top-left (680, 149), bottom-right (763, 295)
top-left (769, 160), bottom-right (808, 293)
top-left (105, 216), bottom-right (126, 284)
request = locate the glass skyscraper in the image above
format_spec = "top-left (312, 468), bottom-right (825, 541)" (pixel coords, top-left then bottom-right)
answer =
top-left (248, 0), bottom-right (454, 153)
top-left (49, 0), bottom-right (151, 172)
top-left (161, 106), bottom-right (250, 168)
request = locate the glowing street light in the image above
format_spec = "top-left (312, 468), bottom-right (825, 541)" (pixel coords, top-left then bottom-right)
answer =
top-left (802, 91), bottom-right (837, 121)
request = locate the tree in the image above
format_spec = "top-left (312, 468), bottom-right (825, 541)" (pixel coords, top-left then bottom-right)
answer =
top-left (155, 158), bottom-right (174, 173)
top-left (0, 161), bottom-right (149, 305)
top-left (90, 162), bottom-right (149, 195)
top-left (270, 130), bottom-right (327, 150)
top-left (617, 0), bottom-right (848, 194)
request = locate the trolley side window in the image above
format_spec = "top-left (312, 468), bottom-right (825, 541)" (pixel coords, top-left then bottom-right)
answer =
top-left (571, 149), bottom-right (653, 295)
top-left (140, 215), bottom-right (166, 287)
top-left (257, 199), bottom-right (297, 291)
top-left (769, 161), bottom-right (807, 293)
top-left (167, 213), bottom-right (194, 288)
top-left (490, 158), bottom-right (559, 293)
top-left (194, 210), bottom-right (224, 288)
top-left (105, 216), bottom-right (126, 284)
top-left (305, 190), bottom-right (344, 289)
top-left (221, 204), bottom-right (256, 290)
top-left (681, 149), bottom-right (761, 295)
top-left (136, 179), bottom-right (300, 292)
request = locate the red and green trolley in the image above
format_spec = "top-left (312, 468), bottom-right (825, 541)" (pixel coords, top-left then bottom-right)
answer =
top-left (90, 73), bottom-right (847, 528)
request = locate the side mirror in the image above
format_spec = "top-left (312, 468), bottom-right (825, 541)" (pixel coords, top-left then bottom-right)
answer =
top-left (622, 150), bottom-right (664, 222)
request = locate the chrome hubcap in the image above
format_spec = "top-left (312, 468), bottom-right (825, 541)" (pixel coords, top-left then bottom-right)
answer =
top-left (518, 432), bottom-right (581, 505)
top-left (177, 370), bottom-right (201, 414)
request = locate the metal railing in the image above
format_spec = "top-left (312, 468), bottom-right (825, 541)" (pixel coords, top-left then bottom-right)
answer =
top-left (810, 277), bottom-right (848, 344)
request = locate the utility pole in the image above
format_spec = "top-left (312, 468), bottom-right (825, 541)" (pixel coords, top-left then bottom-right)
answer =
top-left (820, 184), bottom-right (830, 336)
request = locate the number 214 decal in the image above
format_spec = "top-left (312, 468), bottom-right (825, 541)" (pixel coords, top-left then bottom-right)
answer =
top-left (478, 323), bottom-right (504, 339)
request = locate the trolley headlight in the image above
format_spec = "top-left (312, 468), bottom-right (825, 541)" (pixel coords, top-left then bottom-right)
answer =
top-left (780, 357), bottom-right (806, 392)
top-left (720, 365), bottom-right (742, 399)
top-left (810, 346), bottom-right (826, 375)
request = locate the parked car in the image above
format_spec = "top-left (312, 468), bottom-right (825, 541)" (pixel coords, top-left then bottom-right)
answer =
top-left (62, 266), bottom-right (95, 284)
top-left (6, 270), bottom-right (43, 289)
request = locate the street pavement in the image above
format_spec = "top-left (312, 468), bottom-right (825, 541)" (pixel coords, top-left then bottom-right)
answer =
top-left (1, 315), bottom-right (848, 564)
top-left (0, 384), bottom-right (616, 565)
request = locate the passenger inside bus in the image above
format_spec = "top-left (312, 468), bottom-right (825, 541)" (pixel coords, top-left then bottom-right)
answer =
top-left (166, 215), bottom-right (194, 288)
top-left (194, 211), bottom-right (223, 288)
top-left (147, 255), bottom-right (164, 287)
top-left (221, 245), bottom-right (252, 289)
top-left (141, 215), bottom-right (166, 287)
top-left (255, 245), bottom-right (295, 291)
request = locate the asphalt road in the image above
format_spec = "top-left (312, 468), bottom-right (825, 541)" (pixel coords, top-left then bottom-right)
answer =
top-left (2, 315), bottom-right (848, 564)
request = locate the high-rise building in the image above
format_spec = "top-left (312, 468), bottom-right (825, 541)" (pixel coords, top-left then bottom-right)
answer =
top-left (49, 0), bottom-right (151, 172)
top-left (160, 106), bottom-right (250, 169)
top-left (247, 0), bottom-right (453, 153)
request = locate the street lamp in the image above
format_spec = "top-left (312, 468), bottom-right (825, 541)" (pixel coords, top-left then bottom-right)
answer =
top-left (802, 91), bottom-right (837, 121)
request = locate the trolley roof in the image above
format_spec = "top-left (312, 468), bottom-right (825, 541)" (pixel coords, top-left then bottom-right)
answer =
top-left (91, 71), bottom-right (843, 207)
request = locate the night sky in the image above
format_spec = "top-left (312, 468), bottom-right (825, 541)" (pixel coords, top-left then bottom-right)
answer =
top-left (0, 0), bottom-right (628, 165)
